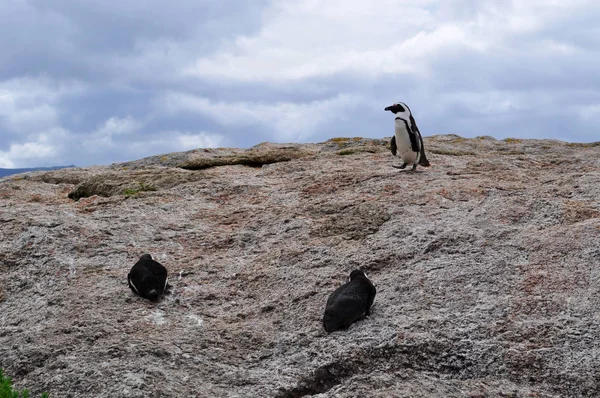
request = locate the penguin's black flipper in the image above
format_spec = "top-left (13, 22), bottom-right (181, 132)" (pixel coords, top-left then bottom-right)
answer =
top-left (127, 274), bottom-right (139, 295)
top-left (390, 135), bottom-right (397, 156)
top-left (364, 274), bottom-right (376, 316)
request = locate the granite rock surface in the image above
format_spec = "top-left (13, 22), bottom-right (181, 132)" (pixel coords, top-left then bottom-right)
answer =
top-left (0, 135), bottom-right (599, 397)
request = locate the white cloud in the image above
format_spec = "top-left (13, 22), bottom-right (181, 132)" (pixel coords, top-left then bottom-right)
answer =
top-left (184, 0), bottom-right (450, 81)
top-left (578, 104), bottom-right (600, 121)
top-left (2, 0), bottom-right (600, 168)
top-left (79, 114), bottom-right (226, 163)
top-left (177, 133), bottom-right (225, 149)
top-left (92, 130), bottom-right (227, 163)
top-left (0, 77), bottom-right (85, 133)
top-left (0, 122), bottom-right (226, 168)
top-left (0, 128), bottom-right (69, 168)
top-left (95, 116), bottom-right (142, 136)
top-left (439, 90), bottom-right (524, 115)
top-left (184, 0), bottom-right (600, 83)
top-left (161, 92), bottom-right (364, 141)
top-left (80, 116), bottom-right (145, 153)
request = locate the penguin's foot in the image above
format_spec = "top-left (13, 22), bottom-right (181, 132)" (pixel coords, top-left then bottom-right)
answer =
top-left (411, 164), bottom-right (417, 171)
top-left (392, 163), bottom-right (408, 169)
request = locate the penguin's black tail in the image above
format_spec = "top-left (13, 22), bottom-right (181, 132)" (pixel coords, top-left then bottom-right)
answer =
top-left (323, 312), bottom-right (336, 333)
top-left (419, 152), bottom-right (431, 167)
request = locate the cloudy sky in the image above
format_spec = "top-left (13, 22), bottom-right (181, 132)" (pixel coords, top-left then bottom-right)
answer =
top-left (1, 0), bottom-right (599, 168)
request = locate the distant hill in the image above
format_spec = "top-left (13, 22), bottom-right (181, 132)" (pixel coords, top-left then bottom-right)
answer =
top-left (0, 165), bottom-right (75, 178)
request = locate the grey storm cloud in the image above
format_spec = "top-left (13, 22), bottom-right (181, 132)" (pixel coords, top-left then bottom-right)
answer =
top-left (1, 0), bottom-right (599, 168)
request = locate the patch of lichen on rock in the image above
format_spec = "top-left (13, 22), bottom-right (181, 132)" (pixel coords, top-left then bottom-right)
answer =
top-left (67, 169), bottom-right (207, 200)
top-left (503, 138), bottom-right (523, 144)
top-left (329, 137), bottom-right (351, 144)
top-left (566, 141), bottom-right (600, 148)
top-left (122, 182), bottom-right (157, 196)
top-left (308, 202), bottom-right (391, 240)
top-left (427, 147), bottom-right (476, 156)
top-left (562, 200), bottom-right (600, 224)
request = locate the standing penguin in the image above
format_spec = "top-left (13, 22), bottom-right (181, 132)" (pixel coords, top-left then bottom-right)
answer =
top-left (323, 270), bottom-right (376, 333)
top-left (384, 102), bottom-right (430, 171)
top-left (127, 254), bottom-right (168, 302)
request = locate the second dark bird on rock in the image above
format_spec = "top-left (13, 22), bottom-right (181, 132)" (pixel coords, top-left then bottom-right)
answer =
top-left (323, 270), bottom-right (376, 333)
top-left (127, 254), bottom-right (169, 302)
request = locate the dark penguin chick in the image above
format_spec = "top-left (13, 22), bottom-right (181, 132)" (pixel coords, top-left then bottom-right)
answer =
top-left (127, 254), bottom-right (168, 302)
top-left (385, 102), bottom-right (430, 171)
top-left (323, 270), bottom-right (376, 333)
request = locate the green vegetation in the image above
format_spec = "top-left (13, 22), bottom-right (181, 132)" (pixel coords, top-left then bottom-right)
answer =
top-left (445, 135), bottom-right (466, 143)
top-left (328, 137), bottom-right (351, 143)
top-left (566, 141), bottom-right (600, 148)
top-left (123, 182), bottom-right (157, 196)
top-left (0, 369), bottom-right (49, 398)
top-left (475, 135), bottom-right (496, 141)
top-left (503, 138), bottom-right (523, 144)
top-left (327, 137), bottom-right (366, 148)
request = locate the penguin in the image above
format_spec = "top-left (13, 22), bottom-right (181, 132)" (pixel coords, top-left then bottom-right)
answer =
top-left (127, 254), bottom-right (169, 302)
top-left (323, 270), bottom-right (376, 333)
top-left (384, 102), bottom-right (430, 171)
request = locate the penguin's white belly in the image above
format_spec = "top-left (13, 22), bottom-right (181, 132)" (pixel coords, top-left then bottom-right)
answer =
top-left (394, 122), bottom-right (419, 164)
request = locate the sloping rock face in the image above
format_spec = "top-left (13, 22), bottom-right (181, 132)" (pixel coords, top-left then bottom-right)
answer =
top-left (0, 136), bottom-right (599, 397)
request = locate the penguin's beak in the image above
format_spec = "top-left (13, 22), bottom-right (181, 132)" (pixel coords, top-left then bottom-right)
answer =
top-left (384, 106), bottom-right (392, 112)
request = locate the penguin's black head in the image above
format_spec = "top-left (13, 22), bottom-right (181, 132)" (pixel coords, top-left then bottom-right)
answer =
top-left (384, 102), bottom-right (410, 115)
top-left (349, 269), bottom-right (368, 281)
top-left (140, 253), bottom-right (153, 261)
top-left (146, 289), bottom-right (161, 302)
